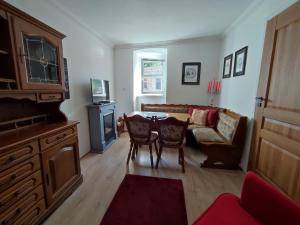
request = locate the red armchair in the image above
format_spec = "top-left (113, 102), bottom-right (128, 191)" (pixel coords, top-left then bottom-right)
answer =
top-left (193, 172), bottom-right (300, 225)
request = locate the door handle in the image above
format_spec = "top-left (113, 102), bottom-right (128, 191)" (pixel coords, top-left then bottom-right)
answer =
top-left (255, 97), bottom-right (265, 107)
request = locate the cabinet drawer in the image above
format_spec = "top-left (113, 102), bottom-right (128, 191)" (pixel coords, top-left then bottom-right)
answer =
top-left (14, 199), bottom-right (46, 225)
top-left (0, 170), bottom-right (42, 213)
top-left (0, 185), bottom-right (44, 225)
top-left (38, 93), bottom-right (62, 102)
top-left (15, 199), bottom-right (46, 225)
top-left (0, 155), bottom-right (40, 192)
top-left (0, 141), bottom-right (39, 172)
top-left (40, 127), bottom-right (77, 151)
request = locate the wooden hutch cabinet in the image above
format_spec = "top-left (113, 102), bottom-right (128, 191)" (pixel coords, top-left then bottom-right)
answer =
top-left (0, 2), bottom-right (82, 225)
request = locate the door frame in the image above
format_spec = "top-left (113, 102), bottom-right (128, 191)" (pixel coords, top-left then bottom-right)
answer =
top-left (247, 17), bottom-right (277, 171)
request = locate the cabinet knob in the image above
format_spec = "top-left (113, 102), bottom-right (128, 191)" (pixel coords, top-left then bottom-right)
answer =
top-left (10, 174), bottom-right (17, 180)
top-left (9, 155), bottom-right (15, 162)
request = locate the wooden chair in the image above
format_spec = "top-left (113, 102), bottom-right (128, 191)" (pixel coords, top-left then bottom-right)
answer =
top-left (155, 117), bottom-right (189, 172)
top-left (123, 114), bottom-right (158, 168)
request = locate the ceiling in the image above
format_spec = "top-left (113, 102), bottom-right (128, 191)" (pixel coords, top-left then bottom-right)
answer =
top-left (52, 0), bottom-right (254, 46)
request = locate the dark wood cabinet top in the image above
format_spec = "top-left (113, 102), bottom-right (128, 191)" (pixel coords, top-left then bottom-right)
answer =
top-left (0, 121), bottom-right (79, 150)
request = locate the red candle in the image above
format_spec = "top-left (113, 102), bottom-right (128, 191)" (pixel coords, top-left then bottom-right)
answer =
top-left (208, 81), bottom-right (211, 93)
top-left (213, 80), bottom-right (216, 93)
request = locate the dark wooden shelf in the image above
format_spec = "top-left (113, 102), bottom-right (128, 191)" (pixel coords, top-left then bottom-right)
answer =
top-left (0, 78), bottom-right (16, 83)
top-left (0, 49), bottom-right (8, 54)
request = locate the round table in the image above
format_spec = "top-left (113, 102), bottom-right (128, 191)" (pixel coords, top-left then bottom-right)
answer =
top-left (142, 112), bottom-right (168, 119)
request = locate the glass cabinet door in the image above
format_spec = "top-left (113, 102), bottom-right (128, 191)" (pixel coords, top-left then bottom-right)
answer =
top-left (13, 15), bottom-right (64, 90)
top-left (23, 35), bottom-right (59, 84)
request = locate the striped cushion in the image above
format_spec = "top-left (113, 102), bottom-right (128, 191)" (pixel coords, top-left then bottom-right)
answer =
top-left (217, 113), bottom-right (238, 140)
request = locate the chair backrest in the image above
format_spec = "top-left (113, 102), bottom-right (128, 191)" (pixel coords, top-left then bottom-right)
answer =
top-left (124, 114), bottom-right (153, 143)
top-left (156, 117), bottom-right (189, 146)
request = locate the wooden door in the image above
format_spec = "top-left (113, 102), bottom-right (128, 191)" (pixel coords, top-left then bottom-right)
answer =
top-left (249, 1), bottom-right (300, 203)
top-left (41, 136), bottom-right (81, 206)
top-left (12, 15), bottom-right (64, 90)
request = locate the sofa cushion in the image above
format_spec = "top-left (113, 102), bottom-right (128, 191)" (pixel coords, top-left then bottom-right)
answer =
top-left (207, 109), bottom-right (219, 128)
top-left (217, 112), bottom-right (238, 141)
top-left (192, 127), bottom-right (224, 143)
top-left (188, 106), bottom-right (207, 115)
top-left (192, 109), bottom-right (208, 126)
top-left (188, 124), bottom-right (205, 130)
top-left (192, 193), bottom-right (262, 225)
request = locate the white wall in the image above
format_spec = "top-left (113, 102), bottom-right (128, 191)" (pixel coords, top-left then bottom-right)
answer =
top-left (167, 37), bottom-right (221, 104)
top-left (217, 0), bottom-right (297, 170)
top-left (114, 37), bottom-right (222, 116)
top-left (6, 0), bottom-right (115, 157)
top-left (114, 48), bottom-right (134, 117)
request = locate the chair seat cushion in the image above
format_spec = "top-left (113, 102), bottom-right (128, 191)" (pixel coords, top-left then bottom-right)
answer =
top-left (192, 127), bottom-right (224, 143)
top-left (192, 193), bottom-right (262, 225)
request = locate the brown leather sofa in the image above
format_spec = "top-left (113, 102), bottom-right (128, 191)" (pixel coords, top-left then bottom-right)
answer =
top-left (141, 103), bottom-right (247, 169)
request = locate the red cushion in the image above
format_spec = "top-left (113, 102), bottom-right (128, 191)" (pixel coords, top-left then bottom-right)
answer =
top-left (241, 172), bottom-right (300, 225)
top-left (207, 109), bottom-right (218, 128)
top-left (192, 193), bottom-right (262, 225)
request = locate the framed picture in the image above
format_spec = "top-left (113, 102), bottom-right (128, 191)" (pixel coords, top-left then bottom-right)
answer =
top-left (182, 62), bottom-right (201, 85)
top-left (233, 46), bottom-right (248, 77)
top-left (222, 54), bottom-right (233, 78)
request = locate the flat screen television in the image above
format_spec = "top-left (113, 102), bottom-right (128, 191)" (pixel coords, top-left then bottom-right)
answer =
top-left (90, 78), bottom-right (110, 104)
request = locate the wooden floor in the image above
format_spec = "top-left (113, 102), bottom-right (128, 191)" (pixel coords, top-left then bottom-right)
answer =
top-left (43, 133), bottom-right (244, 225)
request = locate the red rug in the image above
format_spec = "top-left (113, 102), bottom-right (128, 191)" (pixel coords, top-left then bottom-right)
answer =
top-left (100, 174), bottom-right (188, 225)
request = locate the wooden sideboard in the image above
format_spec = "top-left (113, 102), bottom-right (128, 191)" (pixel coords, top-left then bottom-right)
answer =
top-left (0, 121), bottom-right (82, 225)
top-left (0, 1), bottom-right (82, 225)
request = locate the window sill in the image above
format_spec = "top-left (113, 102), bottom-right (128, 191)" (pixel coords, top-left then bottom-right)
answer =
top-left (137, 93), bottom-right (164, 97)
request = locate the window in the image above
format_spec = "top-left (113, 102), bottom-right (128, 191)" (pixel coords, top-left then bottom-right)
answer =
top-left (141, 59), bottom-right (164, 94)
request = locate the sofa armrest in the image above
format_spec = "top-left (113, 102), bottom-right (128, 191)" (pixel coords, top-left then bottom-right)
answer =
top-left (241, 172), bottom-right (300, 225)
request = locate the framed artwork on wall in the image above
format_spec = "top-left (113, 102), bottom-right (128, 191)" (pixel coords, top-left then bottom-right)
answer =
top-left (181, 62), bottom-right (201, 85)
top-left (233, 46), bottom-right (248, 77)
top-left (222, 54), bottom-right (233, 78)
